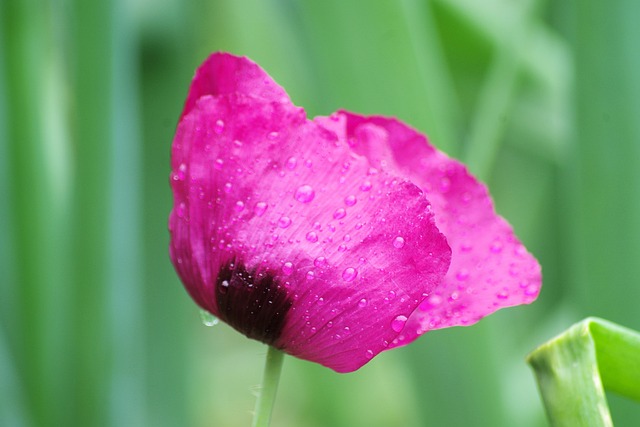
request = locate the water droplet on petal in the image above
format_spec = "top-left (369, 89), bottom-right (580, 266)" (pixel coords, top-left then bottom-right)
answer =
top-left (173, 163), bottom-right (187, 181)
top-left (524, 283), bottom-right (540, 296)
top-left (460, 242), bottom-right (473, 252)
top-left (282, 262), bottom-right (294, 276)
top-left (267, 131), bottom-right (279, 140)
top-left (254, 202), bottom-right (268, 216)
top-left (358, 298), bottom-right (368, 308)
top-left (427, 295), bottom-right (443, 307)
top-left (393, 236), bottom-right (405, 249)
top-left (219, 280), bottom-right (230, 293)
top-left (342, 267), bottom-right (357, 282)
top-left (214, 119), bottom-right (225, 134)
top-left (439, 177), bottom-right (451, 193)
top-left (360, 181), bottom-right (372, 192)
top-left (497, 290), bottom-right (509, 299)
top-left (234, 201), bottom-right (245, 212)
top-left (306, 271), bottom-right (315, 280)
top-left (391, 315), bottom-right (407, 333)
top-left (490, 241), bottom-right (504, 254)
top-left (286, 157), bottom-right (297, 170)
top-left (365, 349), bottom-right (374, 359)
top-left (344, 195), bottom-right (357, 206)
top-left (333, 208), bottom-right (346, 220)
top-left (314, 257), bottom-right (327, 268)
top-left (305, 231), bottom-right (318, 243)
top-left (214, 158), bottom-right (224, 170)
top-left (295, 185), bottom-right (315, 203)
top-left (278, 216), bottom-right (292, 228)
top-left (456, 269), bottom-right (469, 281)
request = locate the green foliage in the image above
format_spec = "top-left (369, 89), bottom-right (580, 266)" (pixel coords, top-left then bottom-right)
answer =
top-left (528, 318), bottom-right (640, 426)
top-left (1, 0), bottom-right (638, 425)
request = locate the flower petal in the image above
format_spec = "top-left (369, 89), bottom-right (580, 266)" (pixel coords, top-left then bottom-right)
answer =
top-left (335, 112), bottom-right (542, 347)
top-left (169, 54), bottom-right (452, 372)
top-left (179, 53), bottom-right (290, 121)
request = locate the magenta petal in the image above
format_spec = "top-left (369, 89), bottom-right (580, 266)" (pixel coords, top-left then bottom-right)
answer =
top-left (169, 54), bottom-right (452, 372)
top-left (336, 112), bottom-right (542, 347)
top-left (179, 53), bottom-right (290, 121)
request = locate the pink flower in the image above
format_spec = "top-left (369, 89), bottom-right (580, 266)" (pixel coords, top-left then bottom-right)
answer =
top-left (169, 53), bottom-right (541, 373)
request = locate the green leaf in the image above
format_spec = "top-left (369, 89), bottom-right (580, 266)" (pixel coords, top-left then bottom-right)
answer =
top-left (527, 317), bottom-right (640, 426)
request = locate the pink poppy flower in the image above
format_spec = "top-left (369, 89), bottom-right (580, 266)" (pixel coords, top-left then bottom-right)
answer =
top-left (169, 53), bottom-right (541, 373)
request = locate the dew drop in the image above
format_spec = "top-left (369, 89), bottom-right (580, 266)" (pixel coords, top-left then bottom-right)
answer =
top-left (306, 231), bottom-right (318, 243)
top-left (214, 158), bottom-right (224, 170)
top-left (358, 298), bottom-right (368, 308)
top-left (439, 177), bottom-right (451, 193)
top-left (391, 315), bottom-right (408, 333)
top-left (455, 269), bottom-right (470, 281)
top-left (337, 244), bottom-right (347, 252)
top-left (219, 279), bottom-right (230, 293)
top-left (342, 267), bottom-right (357, 282)
top-left (333, 208), bottom-right (347, 220)
top-left (317, 297), bottom-right (325, 305)
top-left (223, 182), bottom-right (232, 193)
top-left (294, 185), bottom-right (315, 203)
top-left (281, 262), bottom-right (294, 276)
top-left (393, 236), bottom-right (405, 249)
top-left (460, 242), bottom-right (473, 252)
top-left (306, 271), bottom-right (315, 280)
top-left (173, 163), bottom-right (187, 181)
top-left (254, 202), bottom-right (268, 217)
top-left (214, 119), bottom-right (225, 134)
top-left (234, 201), bottom-right (245, 212)
top-left (490, 241), bottom-right (504, 254)
top-left (344, 195), bottom-right (357, 206)
top-left (176, 202), bottom-right (186, 219)
top-left (360, 181), bottom-right (372, 192)
top-left (427, 295), bottom-right (443, 307)
top-left (314, 256), bottom-right (327, 268)
top-left (524, 284), bottom-right (540, 296)
top-left (286, 157), bottom-right (298, 170)
top-left (200, 310), bottom-right (219, 327)
top-left (365, 349), bottom-right (374, 360)
top-left (267, 131), bottom-right (279, 140)
top-left (496, 290), bottom-right (509, 300)
top-left (278, 216), bottom-right (292, 228)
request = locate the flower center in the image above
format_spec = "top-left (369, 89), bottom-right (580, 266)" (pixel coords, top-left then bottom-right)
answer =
top-left (215, 260), bottom-right (293, 346)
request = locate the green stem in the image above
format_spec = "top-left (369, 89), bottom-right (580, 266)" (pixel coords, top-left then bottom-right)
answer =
top-left (527, 317), bottom-right (640, 426)
top-left (251, 346), bottom-right (285, 427)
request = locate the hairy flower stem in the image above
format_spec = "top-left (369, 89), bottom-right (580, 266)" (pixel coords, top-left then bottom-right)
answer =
top-left (251, 346), bottom-right (285, 427)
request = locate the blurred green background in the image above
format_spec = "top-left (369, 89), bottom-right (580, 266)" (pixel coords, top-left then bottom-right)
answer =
top-left (1, 0), bottom-right (639, 425)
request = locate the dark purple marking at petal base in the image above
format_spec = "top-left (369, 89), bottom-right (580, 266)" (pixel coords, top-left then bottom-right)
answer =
top-left (215, 260), bottom-right (293, 346)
